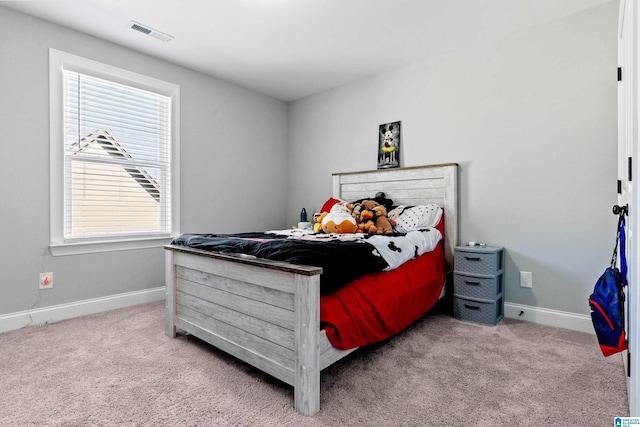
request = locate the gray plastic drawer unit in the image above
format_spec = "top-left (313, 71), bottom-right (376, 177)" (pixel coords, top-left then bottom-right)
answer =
top-left (453, 245), bottom-right (504, 325)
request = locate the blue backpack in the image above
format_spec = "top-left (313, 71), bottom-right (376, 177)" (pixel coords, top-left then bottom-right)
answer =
top-left (588, 210), bottom-right (628, 357)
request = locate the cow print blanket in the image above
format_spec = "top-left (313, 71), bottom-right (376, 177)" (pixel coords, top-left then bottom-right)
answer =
top-left (170, 228), bottom-right (442, 294)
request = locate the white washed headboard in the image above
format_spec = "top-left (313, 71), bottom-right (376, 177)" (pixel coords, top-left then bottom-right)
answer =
top-left (332, 164), bottom-right (459, 267)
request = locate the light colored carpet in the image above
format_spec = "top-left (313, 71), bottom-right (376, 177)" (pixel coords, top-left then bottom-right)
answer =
top-left (0, 301), bottom-right (629, 426)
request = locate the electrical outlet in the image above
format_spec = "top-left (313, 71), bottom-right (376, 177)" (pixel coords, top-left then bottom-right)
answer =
top-left (39, 272), bottom-right (53, 290)
top-left (520, 271), bottom-right (533, 288)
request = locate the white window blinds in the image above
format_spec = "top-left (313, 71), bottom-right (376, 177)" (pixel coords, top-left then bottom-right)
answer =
top-left (62, 70), bottom-right (172, 239)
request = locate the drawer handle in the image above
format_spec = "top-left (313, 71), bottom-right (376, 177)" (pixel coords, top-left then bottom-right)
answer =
top-left (464, 256), bottom-right (481, 261)
top-left (464, 280), bottom-right (481, 286)
top-left (464, 304), bottom-right (480, 310)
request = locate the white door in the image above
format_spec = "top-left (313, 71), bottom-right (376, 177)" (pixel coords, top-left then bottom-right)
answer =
top-left (618, 0), bottom-right (639, 416)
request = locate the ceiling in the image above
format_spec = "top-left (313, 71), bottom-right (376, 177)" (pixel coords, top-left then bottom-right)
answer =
top-left (1, 0), bottom-right (613, 102)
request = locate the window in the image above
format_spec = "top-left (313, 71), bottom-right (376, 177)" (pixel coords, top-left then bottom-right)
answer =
top-left (49, 49), bottom-right (180, 255)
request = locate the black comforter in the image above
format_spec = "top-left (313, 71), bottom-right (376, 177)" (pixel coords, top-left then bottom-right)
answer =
top-left (170, 232), bottom-right (389, 294)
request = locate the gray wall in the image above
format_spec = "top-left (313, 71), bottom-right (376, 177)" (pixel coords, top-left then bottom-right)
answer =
top-left (0, 7), bottom-right (288, 316)
top-left (0, 2), bottom-right (619, 319)
top-left (286, 2), bottom-right (618, 316)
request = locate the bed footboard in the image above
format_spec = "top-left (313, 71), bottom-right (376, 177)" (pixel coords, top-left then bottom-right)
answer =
top-left (165, 246), bottom-right (323, 416)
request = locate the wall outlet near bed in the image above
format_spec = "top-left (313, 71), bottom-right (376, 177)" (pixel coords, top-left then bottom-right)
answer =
top-left (39, 272), bottom-right (53, 290)
top-left (520, 271), bottom-right (533, 289)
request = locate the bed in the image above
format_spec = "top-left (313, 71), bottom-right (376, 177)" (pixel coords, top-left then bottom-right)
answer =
top-left (165, 163), bottom-right (459, 416)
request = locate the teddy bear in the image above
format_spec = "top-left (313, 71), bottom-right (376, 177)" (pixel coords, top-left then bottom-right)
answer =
top-left (356, 209), bottom-right (377, 233)
top-left (353, 193), bottom-right (394, 212)
top-left (360, 199), bottom-right (380, 211)
top-left (372, 205), bottom-right (396, 235)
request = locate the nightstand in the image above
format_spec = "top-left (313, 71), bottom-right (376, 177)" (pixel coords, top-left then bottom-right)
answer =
top-left (453, 245), bottom-right (504, 325)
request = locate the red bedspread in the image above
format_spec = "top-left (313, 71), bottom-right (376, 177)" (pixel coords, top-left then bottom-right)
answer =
top-left (320, 243), bottom-right (447, 350)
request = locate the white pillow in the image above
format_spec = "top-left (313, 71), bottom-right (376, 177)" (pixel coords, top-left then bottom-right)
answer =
top-left (388, 204), bottom-right (443, 232)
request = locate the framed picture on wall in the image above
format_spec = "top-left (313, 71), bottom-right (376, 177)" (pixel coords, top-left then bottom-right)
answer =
top-left (377, 121), bottom-right (401, 169)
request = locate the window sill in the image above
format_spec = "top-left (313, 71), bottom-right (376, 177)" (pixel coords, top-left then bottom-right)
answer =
top-left (49, 236), bottom-right (175, 256)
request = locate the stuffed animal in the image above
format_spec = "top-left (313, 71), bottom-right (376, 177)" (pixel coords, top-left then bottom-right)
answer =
top-left (350, 203), bottom-right (363, 223)
top-left (360, 199), bottom-right (380, 211)
top-left (313, 201), bottom-right (357, 234)
top-left (373, 192), bottom-right (395, 212)
top-left (357, 220), bottom-right (377, 234)
top-left (356, 209), bottom-right (377, 233)
top-left (329, 202), bottom-right (352, 215)
top-left (313, 212), bottom-right (328, 233)
top-left (372, 205), bottom-right (396, 235)
top-left (353, 193), bottom-right (394, 212)
top-left (321, 211), bottom-right (357, 234)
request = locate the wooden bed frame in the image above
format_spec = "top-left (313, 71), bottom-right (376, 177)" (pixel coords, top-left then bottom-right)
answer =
top-left (165, 163), bottom-right (459, 416)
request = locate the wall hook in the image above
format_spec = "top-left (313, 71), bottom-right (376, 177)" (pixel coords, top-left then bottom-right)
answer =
top-left (613, 204), bottom-right (628, 216)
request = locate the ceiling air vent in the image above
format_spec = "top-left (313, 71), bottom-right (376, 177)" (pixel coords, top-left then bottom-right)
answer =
top-left (128, 21), bottom-right (174, 42)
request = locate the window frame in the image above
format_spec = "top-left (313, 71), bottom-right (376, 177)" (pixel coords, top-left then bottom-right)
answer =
top-left (49, 49), bottom-right (180, 256)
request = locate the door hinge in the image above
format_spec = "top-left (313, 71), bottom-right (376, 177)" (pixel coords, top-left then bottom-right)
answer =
top-left (618, 179), bottom-right (622, 194)
top-left (629, 157), bottom-right (633, 181)
top-left (628, 351), bottom-right (631, 377)
top-left (618, 67), bottom-right (623, 81)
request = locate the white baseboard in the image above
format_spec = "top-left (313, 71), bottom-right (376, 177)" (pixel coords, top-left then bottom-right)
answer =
top-left (505, 302), bottom-right (594, 334)
top-left (1, 291), bottom-right (593, 336)
top-left (0, 287), bottom-right (165, 334)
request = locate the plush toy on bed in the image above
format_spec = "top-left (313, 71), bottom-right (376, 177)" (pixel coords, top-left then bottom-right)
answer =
top-left (356, 209), bottom-right (377, 234)
top-left (313, 212), bottom-right (328, 233)
top-left (321, 210), bottom-right (357, 234)
top-left (350, 203), bottom-right (363, 223)
top-left (372, 205), bottom-right (396, 234)
top-left (354, 193), bottom-right (394, 212)
top-left (360, 199), bottom-right (380, 211)
top-left (319, 202), bottom-right (357, 234)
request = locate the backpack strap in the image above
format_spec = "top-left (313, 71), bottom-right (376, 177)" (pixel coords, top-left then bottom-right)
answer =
top-left (611, 205), bottom-right (627, 273)
top-left (619, 216), bottom-right (628, 287)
